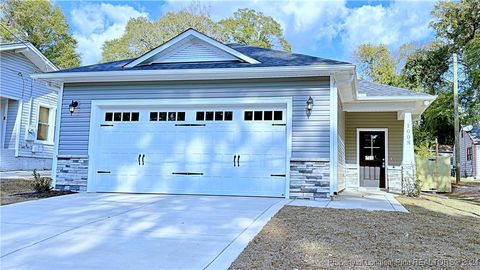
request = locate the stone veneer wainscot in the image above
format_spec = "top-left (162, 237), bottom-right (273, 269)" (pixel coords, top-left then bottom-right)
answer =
top-left (289, 160), bottom-right (330, 200)
top-left (56, 155), bottom-right (88, 191)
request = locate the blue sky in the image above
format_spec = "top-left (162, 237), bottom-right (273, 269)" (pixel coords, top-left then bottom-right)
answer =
top-left (56, 0), bottom-right (438, 66)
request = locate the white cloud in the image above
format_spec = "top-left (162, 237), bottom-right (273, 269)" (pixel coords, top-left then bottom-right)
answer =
top-left (71, 3), bottom-right (148, 65)
top-left (69, 0), bottom-right (436, 65)
top-left (341, 1), bottom-right (435, 56)
top-left (159, 0), bottom-right (434, 59)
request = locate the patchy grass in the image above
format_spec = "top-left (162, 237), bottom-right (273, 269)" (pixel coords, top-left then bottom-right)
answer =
top-left (230, 196), bottom-right (480, 270)
top-left (1, 179), bottom-right (75, 205)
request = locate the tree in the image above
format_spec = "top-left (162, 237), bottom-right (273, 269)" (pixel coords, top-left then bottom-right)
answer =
top-left (0, 0), bottom-right (80, 68)
top-left (219, 8), bottom-right (291, 52)
top-left (101, 8), bottom-right (225, 62)
top-left (101, 6), bottom-right (291, 62)
top-left (401, 42), bottom-right (450, 95)
top-left (431, 0), bottom-right (480, 50)
top-left (353, 44), bottom-right (400, 86)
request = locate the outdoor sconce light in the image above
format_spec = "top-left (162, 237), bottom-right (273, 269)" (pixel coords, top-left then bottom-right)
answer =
top-left (69, 100), bottom-right (78, 115)
top-left (306, 96), bottom-right (314, 118)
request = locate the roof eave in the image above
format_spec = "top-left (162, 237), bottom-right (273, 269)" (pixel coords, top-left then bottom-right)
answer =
top-left (0, 43), bottom-right (58, 72)
top-left (31, 64), bottom-right (356, 83)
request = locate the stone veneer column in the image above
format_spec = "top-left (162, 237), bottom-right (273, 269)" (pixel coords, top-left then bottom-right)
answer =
top-left (55, 155), bottom-right (89, 191)
top-left (290, 160), bottom-right (330, 200)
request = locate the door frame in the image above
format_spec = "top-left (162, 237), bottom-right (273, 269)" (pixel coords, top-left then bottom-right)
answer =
top-left (356, 128), bottom-right (389, 188)
top-left (87, 97), bottom-right (293, 198)
top-left (0, 97), bottom-right (9, 149)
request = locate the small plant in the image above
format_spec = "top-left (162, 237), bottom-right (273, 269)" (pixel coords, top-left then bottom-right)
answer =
top-left (31, 169), bottom-right (53, 193)
top-left (402, 164), bottom-right (421, 197)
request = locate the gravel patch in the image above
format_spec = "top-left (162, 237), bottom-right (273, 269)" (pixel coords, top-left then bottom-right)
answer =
top-left (230, 197), bottom-right (480, 270)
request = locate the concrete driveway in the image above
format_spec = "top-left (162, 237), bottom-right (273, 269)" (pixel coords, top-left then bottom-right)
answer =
top-left (0, 193), bottom-right (286, 270)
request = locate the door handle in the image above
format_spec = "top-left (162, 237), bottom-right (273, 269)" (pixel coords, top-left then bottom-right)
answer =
top-left (142, 154), bottom-right (145, 165)
top-left (233, 155), bottom-right (237, 167)
top-left (138, 154), bottom-right (141, 165)
top-left (237, 155), bottom-right (240, 167)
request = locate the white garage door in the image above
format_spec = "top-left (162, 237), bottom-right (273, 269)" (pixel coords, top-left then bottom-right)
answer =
top-left (92, 104), bottom-right (287, 197)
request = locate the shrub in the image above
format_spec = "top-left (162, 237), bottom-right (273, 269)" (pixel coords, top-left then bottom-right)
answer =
top-left (31, 169), bottom-right (53, 193)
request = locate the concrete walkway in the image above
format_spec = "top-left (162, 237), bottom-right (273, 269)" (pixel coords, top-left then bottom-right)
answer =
top-left (0, 193), bottom-right (287, 270)
top-left (289, 190), bottom-right (408, 212)
top-left (0, 170), bottom-right (52, 180)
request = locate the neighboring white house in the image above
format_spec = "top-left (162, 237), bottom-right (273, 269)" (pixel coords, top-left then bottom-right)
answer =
top-left (0, 42), bottom-right (59, 171)
top-left (455, 125), bottom-right (480, 179)
top-left (33, 29), bottom-right (435, 199)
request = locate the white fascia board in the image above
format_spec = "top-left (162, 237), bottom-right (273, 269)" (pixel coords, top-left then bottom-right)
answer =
top-left (343, 101), bottom-right (417, 112)
top-left (343, 97), bottom-right (436, 117)
top-left (125, 29), bottom-right (260, 67)
top-left (31, 65), bottom-right (356, 83)
top-left (356, 95), bottom-right (436, 101)
top-left (0, 43), bottom-right (27, 51)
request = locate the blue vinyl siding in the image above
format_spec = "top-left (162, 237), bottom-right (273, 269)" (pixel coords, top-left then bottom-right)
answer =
top-left (0, 51), bottom-right (57, 160)
top-left (58, 77), bottom-right (331, 159)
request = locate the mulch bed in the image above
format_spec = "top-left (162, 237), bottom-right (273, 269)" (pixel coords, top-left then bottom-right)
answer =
top-left (229, 197), bottom-right (480, 270)
top-left (1, 179), bottom-right (76, 205)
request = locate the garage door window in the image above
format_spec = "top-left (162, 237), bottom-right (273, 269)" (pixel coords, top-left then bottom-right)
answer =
top-left (105, 112), bottom-right (139, 122)
top-left (196, 111), bottom-right (233, 121)
top-left (244, 111), bottom-right (283, 121)
top-left (150, 112), bottom-right (185, 122)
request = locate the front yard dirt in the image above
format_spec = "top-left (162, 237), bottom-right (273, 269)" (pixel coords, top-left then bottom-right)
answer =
top-left (448, 180), bottom-right (480, 205)
top-left (0, 179), bottom-right (75, 205)
top-left (230, 196), bottom-right (480, 270)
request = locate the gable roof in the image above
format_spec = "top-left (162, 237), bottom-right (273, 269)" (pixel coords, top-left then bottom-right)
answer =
top-left (125, 28), bottom-right (260, 67)
top-left (357, 80), bottom-right (433, 99)
top-left (463, 125), bottom-right (480, 144)
top-left (50, 43), bottom-right (351, 73)
top-left (0, 42), bottom-right (57, 72)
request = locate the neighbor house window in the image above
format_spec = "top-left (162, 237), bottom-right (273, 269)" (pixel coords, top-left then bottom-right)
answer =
top-left (37, 106), bottom-right (53, 142)
top-left (466, 147), bottom-right (473, 161)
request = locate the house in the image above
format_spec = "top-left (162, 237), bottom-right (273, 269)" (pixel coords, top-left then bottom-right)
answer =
top-left (455, 125), bottom-right (480, 179)
top-left (0, 42), bottom-right (59, 171)
top-left (32, 29), bottom-right (435, 199)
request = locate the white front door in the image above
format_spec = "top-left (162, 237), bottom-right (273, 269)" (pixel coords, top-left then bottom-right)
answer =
top-left (92, 104), bottom-right (287, 197)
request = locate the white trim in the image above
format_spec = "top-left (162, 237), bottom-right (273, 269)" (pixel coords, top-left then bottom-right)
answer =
top-left (343, 101), bottom-right (416, 112)
top-left (14, 100), bottom-right (22, 157)
top-left (356, 95), bottom-right (436, 101)
top-left (34, 102), bottom-right (56, 145)
top-left (329, 76), bottom-right (338, 196)
top-left (124, 29), bottom-right (260, 67)
top-left (0, 94), bottom-right (21, 101)
top-left (1, 98), bottom-right (8, 149)
top-left (31, 65), bottom-right (356, 83)
top-left (87, 97), bottom-right (293, 199)
top-left (51, 83), bottom-right (63, 188)
top-left (356, 128), bottom-right (389, 189)
top-left (285, 97), bottom-right (293, 199)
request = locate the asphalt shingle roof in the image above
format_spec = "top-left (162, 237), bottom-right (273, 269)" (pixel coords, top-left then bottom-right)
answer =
top-left (52, 44), bottom-right (351, 73)
top-left (358, 80), bottom-right (432, 98)
top-left (465, 125), bottom-right (480, 143)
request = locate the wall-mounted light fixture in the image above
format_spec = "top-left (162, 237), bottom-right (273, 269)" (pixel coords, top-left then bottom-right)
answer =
top-left (306, 96), bottom-right (314, 118)
top-left (69, 100), bottom-right (78, 115)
